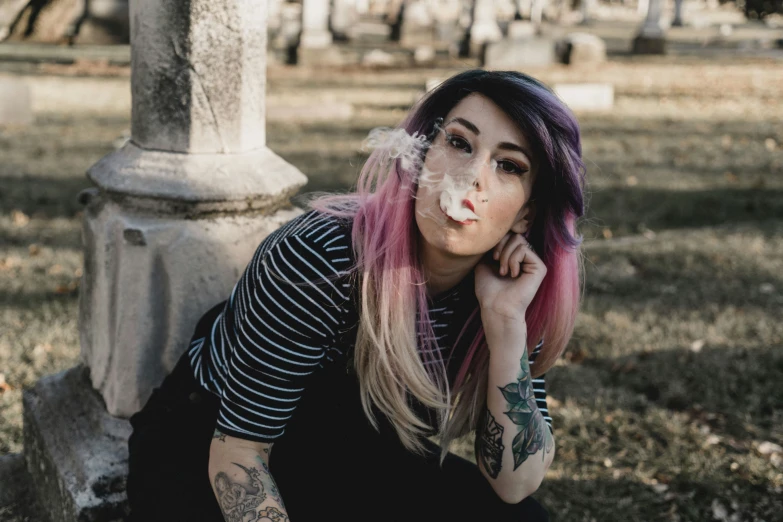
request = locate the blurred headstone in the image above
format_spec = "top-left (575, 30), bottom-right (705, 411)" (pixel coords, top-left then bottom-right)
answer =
top-left (632, 0), bottom-right (666, 54)
top-left (508, 20), bottom-right (537, 39)
top-left (6, 0), bottom-right (82, 43)
top-left (301, 0), bottom-right (333, 48)
top-left (401, 0), bottom-right (435, 46)
top-left (672, 0), bottom-right (684, 27)
top-left (470, 0), bottom-right (503, 53)
top-left (557, 32), bottom-right (606, 65)
top-left (554, 83), bottom-right (614, 111)
top-left (484, 36), bottom-right (555, 68)
top-left (0, 77), bottom-right (33, 126)
top-left (414, 44), bottom-right (437, 65)
top-left (0, 0), bottom-right (31, 41)
top-left (331, 0), bottom-right (359, 40)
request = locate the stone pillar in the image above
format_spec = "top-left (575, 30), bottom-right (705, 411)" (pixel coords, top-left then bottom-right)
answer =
top-left (632, 0), bottom-right (666, 54)
top-left (24, 1), bottom-right (307, 520)
top-left (470, 0), bottom-right (502, 55)
top-left (301, 0), bottom-right (333, 48)
top-left (331, 0), bottom-right (359, 40)
top-left (580, 0), bottom-right (594, 25)
top-left (672, 0), bottom-right (684, 27)
top-left (81, 0), bottom-right (307, 418)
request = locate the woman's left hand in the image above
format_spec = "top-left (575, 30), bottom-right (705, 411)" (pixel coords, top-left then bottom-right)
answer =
top-left (474, 232), bottom-right (547, 327)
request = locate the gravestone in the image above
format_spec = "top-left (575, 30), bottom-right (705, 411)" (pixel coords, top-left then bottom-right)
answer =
top-left (22, 0), bottom-right (307, 520)
top-left (484, 36), bottom-right (555, 68)
top-left (554, 83), bottom-right (614, 111)
top-left (556, 32), bottom-right (606, 65)
top-left (672, 0), bottom-right (684, 27)
top-left (0, 76), bottom-right (33, 125)
top-left (633, 0), bottom-right (666, 54)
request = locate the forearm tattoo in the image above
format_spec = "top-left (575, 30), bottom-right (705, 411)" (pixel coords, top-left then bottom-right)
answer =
top-left (256, 456), bottom-right (285, 509)
top-left (498, 350), bottom-right (555, 470)
top-left (476, 408), bottom-right (505, 479)
top-left (214, 463), bottom-right (266, 522)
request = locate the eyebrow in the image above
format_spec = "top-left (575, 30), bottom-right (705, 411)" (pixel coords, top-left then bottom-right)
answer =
top-left (446, 117), bottom-right (532, 160)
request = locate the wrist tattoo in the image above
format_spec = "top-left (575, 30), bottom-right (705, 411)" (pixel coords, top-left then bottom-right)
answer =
top-left (213, 429), bottom-right (227, 442)
top-left (498, 349), bottom-right (555, 470)
top-left (214, 463), bottom-right (266, 522)
top-left (476, 408), bottom-right (505, 479)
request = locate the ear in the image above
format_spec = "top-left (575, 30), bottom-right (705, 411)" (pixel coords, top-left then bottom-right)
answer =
top-left (510, 200), bottom-right (536, 235)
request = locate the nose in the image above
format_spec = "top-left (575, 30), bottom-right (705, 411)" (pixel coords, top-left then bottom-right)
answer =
top-left (471, 157), bottom-right (493, 192)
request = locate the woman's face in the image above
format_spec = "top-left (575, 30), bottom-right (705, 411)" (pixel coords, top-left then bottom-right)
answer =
top-left (415, 93), bottom-right (536, 258)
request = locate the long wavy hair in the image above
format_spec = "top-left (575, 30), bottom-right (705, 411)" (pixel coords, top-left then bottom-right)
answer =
top-left (312, 69), bottom-right (586, 456)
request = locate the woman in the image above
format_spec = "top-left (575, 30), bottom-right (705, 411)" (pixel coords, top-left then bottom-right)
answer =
top-left (127, 69), bottom-right (585, 522)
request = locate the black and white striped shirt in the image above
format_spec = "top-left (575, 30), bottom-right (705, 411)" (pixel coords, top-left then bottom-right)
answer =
top-left (187, 210), bottom-right (552, 443)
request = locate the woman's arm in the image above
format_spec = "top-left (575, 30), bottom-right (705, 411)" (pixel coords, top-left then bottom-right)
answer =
top-left (209, 430), bottom-right (289, 522)
top-left (474, 232), bottom-right (556, 504)
top-left (476, 322), bottom-right (555, 504)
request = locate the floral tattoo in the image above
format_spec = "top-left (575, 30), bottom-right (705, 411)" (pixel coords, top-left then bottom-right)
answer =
top-left (499, 351), bottom-right (554, 470)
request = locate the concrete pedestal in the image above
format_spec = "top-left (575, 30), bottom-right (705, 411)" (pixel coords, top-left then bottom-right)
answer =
top-left (80, 195), bottom-right (303, 417)
top-left (23, 366), bottom-right (131, 522)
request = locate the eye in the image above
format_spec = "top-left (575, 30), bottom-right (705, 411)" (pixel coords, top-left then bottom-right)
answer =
top-left (497, 160), bottom-right (527, 175)
top-left (445, 133), bottom-right (472, 153)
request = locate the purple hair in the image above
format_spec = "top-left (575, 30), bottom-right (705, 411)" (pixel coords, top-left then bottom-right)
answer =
top-left (313, 69), bottom-right (586, 445)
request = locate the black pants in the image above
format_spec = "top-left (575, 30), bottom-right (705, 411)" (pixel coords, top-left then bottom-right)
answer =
top-left (127, 352), bottom-right (549, 522)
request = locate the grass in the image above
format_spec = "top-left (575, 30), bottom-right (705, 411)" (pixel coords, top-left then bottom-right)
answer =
top-left (1, 58), bottom-right (782, 521)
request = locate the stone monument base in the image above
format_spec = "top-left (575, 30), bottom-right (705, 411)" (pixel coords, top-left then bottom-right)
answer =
top-left (632, 35), bottom-right (666, 54)
top-left (23, 365), bottom-right (131, 522)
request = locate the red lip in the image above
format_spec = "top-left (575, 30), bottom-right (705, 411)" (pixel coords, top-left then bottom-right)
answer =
top-left (462, 199), bottom-right (475, 212)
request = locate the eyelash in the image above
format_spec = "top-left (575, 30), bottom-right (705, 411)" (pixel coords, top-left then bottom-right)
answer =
top-left (445, 132), bottom-right (527, 176)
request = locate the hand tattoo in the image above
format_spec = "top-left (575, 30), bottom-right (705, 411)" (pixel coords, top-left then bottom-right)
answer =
top-left (214, 463), bottom-right (266, 522)
top-left (476, 408), bottom-right (505, 479)
top-left (498, 351), bottom-right (555, 470)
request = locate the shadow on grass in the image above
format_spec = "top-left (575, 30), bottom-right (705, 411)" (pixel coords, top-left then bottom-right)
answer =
top-left (0, 175), bottom-right (90, 219)
top-left (537, 475), bottom-right (779, 522)
top-left (549, 343), bottom-right (783, 441)
top-left (583, 187), bottom-right (783, 238)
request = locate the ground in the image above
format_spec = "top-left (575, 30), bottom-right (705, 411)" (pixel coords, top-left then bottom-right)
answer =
top-left (0, 54), bottom-right (782, 521)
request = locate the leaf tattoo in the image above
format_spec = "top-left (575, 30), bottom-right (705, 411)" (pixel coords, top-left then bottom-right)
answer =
top-left (476, 408), bottom-right (505, 479)
top-left (499, 353), bottom-right (553, 470)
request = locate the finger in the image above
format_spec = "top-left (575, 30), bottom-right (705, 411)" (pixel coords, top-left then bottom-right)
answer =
top-left (509, 244), bottom-right (528, 278)
top-left (499, 237), bottom-right (524, 275)
top-left (493, 233), bottom-right (513, 260)
top-left (518, 244), bottom-right (547, 279)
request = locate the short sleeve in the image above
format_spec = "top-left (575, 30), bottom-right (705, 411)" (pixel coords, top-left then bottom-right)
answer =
top-left (529, 339), bottom-right (553, 431)
top-left (213, 212), bottom-right (354, 442)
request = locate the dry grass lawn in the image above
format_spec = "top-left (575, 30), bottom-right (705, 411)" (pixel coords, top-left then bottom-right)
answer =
top-left (1, 57), bottom-right (782, 521)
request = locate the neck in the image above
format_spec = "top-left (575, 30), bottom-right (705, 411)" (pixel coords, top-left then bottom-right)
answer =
top-left (418, 236), bottom-right (481, 297)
